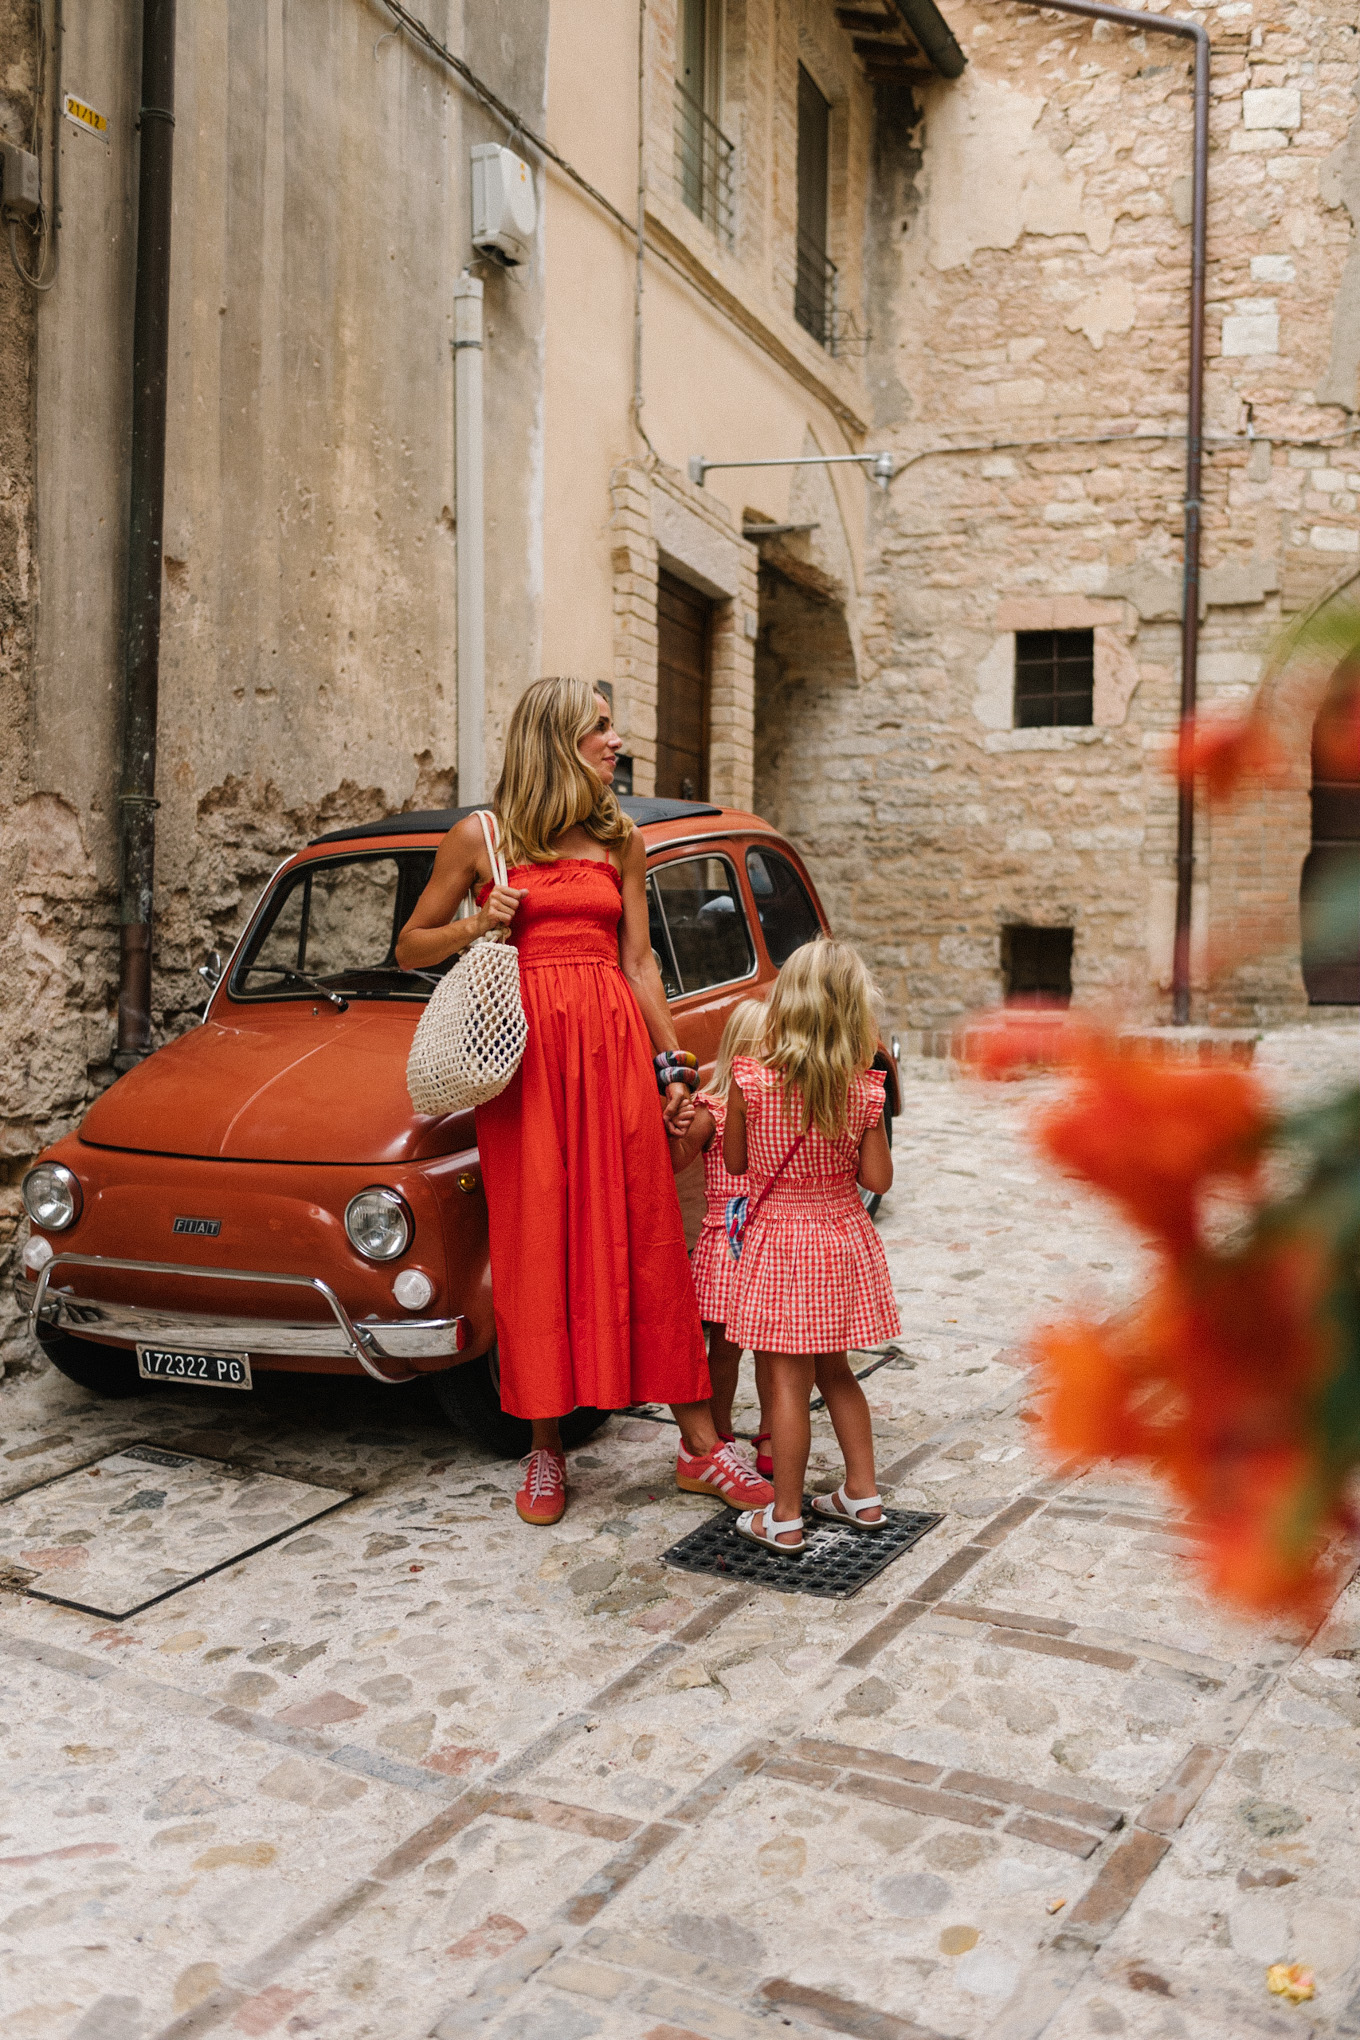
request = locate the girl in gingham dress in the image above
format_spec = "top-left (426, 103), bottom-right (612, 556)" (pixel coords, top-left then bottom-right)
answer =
top-left (724, 940), bottom-right (899, 1555)
top-left (670, 1001), bottom-right (773, 1473)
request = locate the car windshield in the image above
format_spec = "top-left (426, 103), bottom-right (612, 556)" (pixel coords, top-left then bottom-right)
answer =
top-left (231, 851), bottom-right (446, 1001)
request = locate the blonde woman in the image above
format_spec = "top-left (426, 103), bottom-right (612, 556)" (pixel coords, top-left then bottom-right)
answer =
top-left (396, 678), bottom-right (774, 1527)
top-left (723, 939), bottom-right (899, 1555)
top-left (668, 999), bottom-right (773, 1467)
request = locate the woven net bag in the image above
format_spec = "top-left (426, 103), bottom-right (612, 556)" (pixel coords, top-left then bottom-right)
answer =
top-left (406, 811), bottom-right (528, 1116)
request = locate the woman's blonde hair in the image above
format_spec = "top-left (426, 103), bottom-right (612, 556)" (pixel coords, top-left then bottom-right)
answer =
top-left (494, 677), bottom-right (633, 867)
top-left (710, 999), bottom-right (768, 1102)
top-left (762, 939), bottom-right (881, 1139)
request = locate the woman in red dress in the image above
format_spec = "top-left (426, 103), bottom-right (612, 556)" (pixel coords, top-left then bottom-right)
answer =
top-left (397, 677), bottom-right (773, 1526)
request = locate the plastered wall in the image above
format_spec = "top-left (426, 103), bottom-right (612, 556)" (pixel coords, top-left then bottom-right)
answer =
top-left (0, 0), bottom-right (548, 1365)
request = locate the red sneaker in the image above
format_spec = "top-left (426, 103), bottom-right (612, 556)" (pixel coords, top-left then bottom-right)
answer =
top-left (516, 1448), bottom-right (567, 1525)
top-left (675, 1440), bottom-right (774, 1511)
top-left (753, 1430), bottom-right (774, 1479)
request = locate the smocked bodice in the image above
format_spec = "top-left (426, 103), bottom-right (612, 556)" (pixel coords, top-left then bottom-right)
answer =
top-left (478, 857), bottom-right (622, 969)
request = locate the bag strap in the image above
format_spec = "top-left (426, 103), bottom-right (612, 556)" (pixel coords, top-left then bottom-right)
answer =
top-left (461, 810), bottom-right (509, 938)
top-left (475, 809), bottom-right (508, 891)
top-left (746, 1127), bottom-right (808, 1227)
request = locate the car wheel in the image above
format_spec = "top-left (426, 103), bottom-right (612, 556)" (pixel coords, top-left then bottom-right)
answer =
top-left (859, 1079), bottom-right (895, 1222)
top-left (431, 1344), bottom-right (613, 1458)
top-left (35, 1323), bottom-right (146, 1399)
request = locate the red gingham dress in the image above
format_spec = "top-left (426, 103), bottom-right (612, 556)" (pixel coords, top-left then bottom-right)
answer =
top-left (726, 1058), bottom-right (901, 1355)
top-left (689, 1091), bottom-right (750, 1327)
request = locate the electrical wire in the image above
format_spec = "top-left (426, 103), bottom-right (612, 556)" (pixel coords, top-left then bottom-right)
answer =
top-left (6, 0), bottom-right (58, 291)
top-left (374, 0), bottom-right (636, 238)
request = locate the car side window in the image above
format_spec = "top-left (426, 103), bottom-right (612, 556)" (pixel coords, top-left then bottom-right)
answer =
top-left (651, 854), bottom-right (755, 996)
top-left (746, 848), bottom-right (821, 966)
top-left (647, 877), bottom-right (683, 1000)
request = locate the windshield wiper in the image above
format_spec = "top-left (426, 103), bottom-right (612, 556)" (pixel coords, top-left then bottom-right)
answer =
top-left (243, 966), bottom-right (349, 1011)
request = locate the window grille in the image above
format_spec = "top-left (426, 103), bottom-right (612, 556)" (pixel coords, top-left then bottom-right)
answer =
top-left (795, 63), bottom-right (833, 352)
top-left (1014, 629), bottom-right (1095, 729)
top-left (794, 230), bottom-right (838, 351)
top-left (674, 79), bottom-right (735, 245)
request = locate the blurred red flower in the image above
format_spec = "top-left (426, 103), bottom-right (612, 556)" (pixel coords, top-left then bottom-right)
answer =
top-left (1177, 714), bottom-right (1283, 801)
top-left (1036, 1042), bottom-right (1269, 1251)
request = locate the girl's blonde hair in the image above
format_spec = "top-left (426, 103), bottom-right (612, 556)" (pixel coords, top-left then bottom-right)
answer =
top-left (710, 999), bottom-right (768, 1102)
top-left (762, 939), bottom-right (881, 1139)
top-left (494, 677), bottom-right (634, 868)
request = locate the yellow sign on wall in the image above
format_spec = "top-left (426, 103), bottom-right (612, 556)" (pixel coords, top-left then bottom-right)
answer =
top-left (63, 93), bottom-right (108, 139)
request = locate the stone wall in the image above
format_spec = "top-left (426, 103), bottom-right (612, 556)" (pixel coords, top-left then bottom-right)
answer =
top-left (783, 0), bottom-right (1360, 1041)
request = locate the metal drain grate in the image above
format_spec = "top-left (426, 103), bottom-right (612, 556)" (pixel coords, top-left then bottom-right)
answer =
top-left (662, 1499), bottom-right (943, 1599)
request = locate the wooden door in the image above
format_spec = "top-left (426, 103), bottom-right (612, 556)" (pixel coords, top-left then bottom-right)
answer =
top-left (655, 571), bottom-right (711, 800)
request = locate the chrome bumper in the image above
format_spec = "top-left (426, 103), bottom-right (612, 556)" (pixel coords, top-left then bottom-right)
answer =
top-left (15, 1253), bottom-right (469, 1386)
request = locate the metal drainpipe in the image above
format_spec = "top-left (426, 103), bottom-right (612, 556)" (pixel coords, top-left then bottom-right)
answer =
top-left (1005, 0), bottom-right (1209, 1024)
top-left (453, 272), bottom-right (486, 806)
top-left (116, 0), bottom-right (177, 1062)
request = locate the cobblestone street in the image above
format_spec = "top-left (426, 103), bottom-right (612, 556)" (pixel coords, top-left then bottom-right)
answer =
top-left (2, 1021), bottom-right (1358, 2040)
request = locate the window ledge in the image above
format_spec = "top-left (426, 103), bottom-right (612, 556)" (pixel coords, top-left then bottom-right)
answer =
top-left (983, 727), bottom-right (1108, 753)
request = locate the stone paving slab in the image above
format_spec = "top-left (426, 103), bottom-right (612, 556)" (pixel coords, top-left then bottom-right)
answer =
top-left (1, 1021), bottom-right (1358, 2040)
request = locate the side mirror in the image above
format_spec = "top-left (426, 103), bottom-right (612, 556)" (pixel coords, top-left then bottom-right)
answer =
top-left (198, 950), bottom-right (223, 990)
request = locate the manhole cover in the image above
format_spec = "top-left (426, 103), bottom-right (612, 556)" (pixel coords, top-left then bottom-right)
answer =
top-left (0, 1443), bottom-right (350, 1620)
top-left (662, 1499), bottom-right (943, 1598)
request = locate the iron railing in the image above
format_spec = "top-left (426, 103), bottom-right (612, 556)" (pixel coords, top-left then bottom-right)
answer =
top-left (674, 80), bottom-right (735, 246)
top-left (795, 229), bottom-right (838, 353)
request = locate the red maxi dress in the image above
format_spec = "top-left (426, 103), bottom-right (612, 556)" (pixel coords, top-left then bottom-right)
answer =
top-left (473, 857), bottom-right (711, 1419)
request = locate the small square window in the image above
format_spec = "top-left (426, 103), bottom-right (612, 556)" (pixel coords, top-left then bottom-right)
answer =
top-left (1002, 925), bottom-right (1073, 1005)
top-left (1015, 629), bottom-right (1094, 729)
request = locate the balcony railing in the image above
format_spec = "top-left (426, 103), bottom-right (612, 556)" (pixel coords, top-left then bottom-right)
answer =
top-left (674, 80), bottom-right (735, 247)
top-left (794, 230), bottom-right (838, 354)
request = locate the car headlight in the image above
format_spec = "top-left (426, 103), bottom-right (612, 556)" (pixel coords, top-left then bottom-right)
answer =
top-left (22, 1163), bottom-right (82, 1231)
top-left (344, 1187), bottom-right (412, 1262)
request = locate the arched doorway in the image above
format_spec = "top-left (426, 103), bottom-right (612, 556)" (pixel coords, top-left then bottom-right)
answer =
top-left (1300, 667), bottom-right (1360, 1004)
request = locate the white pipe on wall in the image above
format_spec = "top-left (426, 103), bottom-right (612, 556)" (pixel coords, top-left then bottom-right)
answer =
top-left (453, 273), bottom-right (486, 804)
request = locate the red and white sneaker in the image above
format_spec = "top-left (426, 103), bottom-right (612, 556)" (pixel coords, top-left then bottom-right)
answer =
top-left (516, 1448), bottom-right (567, 1526)
top-left (675, 1440), bottom-right (774, 1511)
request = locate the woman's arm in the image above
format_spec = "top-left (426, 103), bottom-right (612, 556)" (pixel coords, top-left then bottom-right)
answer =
top-left (617, 832), bottom-right (676, 1049)
top-left (394, 816), bottom-right (526, 970)
top-left (723, 1082), bottom-right (748, 1176)
top-left (857, 1113), bottom-right (893, 1195)
top-left (616, 831), bottom-right (691, 1131)
top-left (668, 1104), bottom-right (716, 1175)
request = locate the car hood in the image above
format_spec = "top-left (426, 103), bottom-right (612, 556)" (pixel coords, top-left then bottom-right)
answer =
top-left (80, 1005), bottom-right (468, 1164)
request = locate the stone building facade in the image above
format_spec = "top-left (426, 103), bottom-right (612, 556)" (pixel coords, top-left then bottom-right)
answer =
top-left (756, 0), bottom-right (1360, 1038)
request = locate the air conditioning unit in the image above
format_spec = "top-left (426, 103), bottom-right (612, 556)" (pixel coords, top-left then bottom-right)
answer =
top-left (471, 145), bottom-right (536, 267)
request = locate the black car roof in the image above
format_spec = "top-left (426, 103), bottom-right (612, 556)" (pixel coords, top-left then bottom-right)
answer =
top-left (308, 796), bottom-right (723, 847)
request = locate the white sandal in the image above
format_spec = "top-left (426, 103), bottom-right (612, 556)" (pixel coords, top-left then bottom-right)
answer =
top-left (811, 1485), bottom-right (888, 1533)
top-left (735, 1504), bottom-right (806, 1556)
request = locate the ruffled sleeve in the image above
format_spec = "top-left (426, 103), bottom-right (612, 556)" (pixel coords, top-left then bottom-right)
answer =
top-left (729, 1055), bottom-right (768, 1104)
top-left (851, 1068), bottom-right (887, 1143)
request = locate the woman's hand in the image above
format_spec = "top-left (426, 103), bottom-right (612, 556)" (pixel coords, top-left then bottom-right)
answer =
top-left (478, 884), bottom-right (526, 935)
top-left (663, 1082), bottom-right (694, 1135)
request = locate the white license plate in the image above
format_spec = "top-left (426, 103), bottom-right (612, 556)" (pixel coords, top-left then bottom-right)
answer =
top-left (136, 1346), bottom-right (252, 1390)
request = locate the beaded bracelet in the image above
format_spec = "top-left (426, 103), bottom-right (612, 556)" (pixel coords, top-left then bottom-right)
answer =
top-left (654, 1049), bottom-right (699, 1097)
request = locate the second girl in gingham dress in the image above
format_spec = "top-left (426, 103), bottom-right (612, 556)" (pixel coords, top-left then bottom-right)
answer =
top-left (671, 1000), bottom-right (772, 1469)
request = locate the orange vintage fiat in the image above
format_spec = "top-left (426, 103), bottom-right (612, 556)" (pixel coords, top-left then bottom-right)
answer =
top-left (15, 799), bottom-right (899, 1455)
